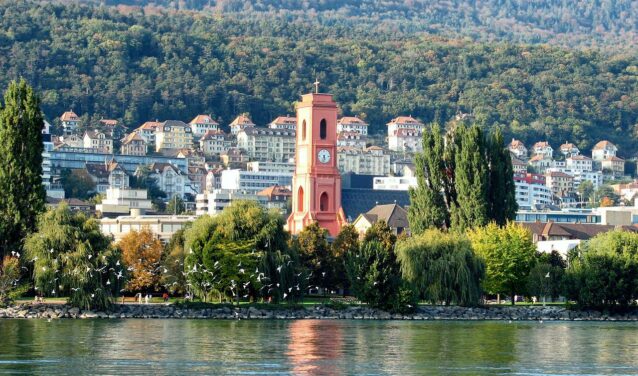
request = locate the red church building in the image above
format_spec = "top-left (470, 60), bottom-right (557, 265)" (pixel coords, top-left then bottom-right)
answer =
top-left (286, 88), bottom-right (347, 237)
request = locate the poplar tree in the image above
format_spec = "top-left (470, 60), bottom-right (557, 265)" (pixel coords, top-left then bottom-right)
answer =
top-left (487, 128), bottom-right (517, 225)
top-left (0, 80), bottom-right (46, 258)
top-left (451, 125), bottom-right (488, 230)
top-left (408, 124), bottom-right (449, 233)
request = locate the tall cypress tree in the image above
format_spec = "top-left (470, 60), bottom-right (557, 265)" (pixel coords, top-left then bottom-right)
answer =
top-left (0, 80), bottom-right (46, 258)
top-left (408, 124), bottom-right (449, 233)
top-left (487, 128), bottom-right (517, 225)
top-left (451, 124), bottom-right (488, 230)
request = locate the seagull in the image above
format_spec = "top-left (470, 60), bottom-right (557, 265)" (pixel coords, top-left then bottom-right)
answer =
top-left (239, 268), bottom-right (245, 274)
top-left (283, 293), bottom-right (287, 299)
top-left (276, 265), bottom-right (282, 273)
top-left (106, 280), bottom-right (111, 285)
top-left (49, 249), bottom-right (54, 254)
top-left (71, 288), bottom-right (80, 292)
top-left (116, 260), bottom-right (120, 266)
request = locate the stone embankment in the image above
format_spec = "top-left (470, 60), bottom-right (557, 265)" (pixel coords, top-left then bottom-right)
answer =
top-left (2, 303), bottom-right (638, 321)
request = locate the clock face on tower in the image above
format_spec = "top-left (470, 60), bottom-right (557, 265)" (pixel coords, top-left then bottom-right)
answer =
top-left (317, 149), bottom-right (331, 163)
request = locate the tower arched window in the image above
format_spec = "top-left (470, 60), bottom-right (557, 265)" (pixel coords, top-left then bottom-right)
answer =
top-left (320, 119), bottom-right (327, 140)
top-left (297, 186), bottom-right (304, 212)
top-left (320, 192), bottom-right (329, 211)
top-left (302, 120), bottom-right (307, 141)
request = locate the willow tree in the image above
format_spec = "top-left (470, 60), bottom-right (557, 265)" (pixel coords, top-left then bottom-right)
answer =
top-left (24, 204), bottom-right (124, 310)
top-left (0, 80), bottom-right (46, 258)
top-left (396, 229), bottom-right (484, 306)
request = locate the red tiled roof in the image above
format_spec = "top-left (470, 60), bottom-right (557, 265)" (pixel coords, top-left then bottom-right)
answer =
top-left (269, 116), bottom-right (296, 125)
top-left (230, 115), bottom-right (255, 127)
top-left (533, 141), bottom-right (551, 149)
top-left (338, 116), bottom-right (368, 126)
top-left (138, 121), bottom-right (162, 130)
top-left (190, 114), bottom-right (219, 125)
top-left (60, 111), bottom-right (79, 121)
top-left (593, 140), bottom-right (617, 150)
top-left (387, 116), bottom-right (423, 126)
top-left (121, 132), bottom-right (145, 144)
top-left (604, 156), bottom-right (624, 162)
top-left (99, 119), bottom-right (118, 126)
top-left (257, 184), bottom-right (292, 199)
top-left (509, 139), bottom-right (526, 148)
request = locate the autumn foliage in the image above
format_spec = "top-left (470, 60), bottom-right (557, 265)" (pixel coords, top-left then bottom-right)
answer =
top-left (119, 228), bottom-right (163, 292)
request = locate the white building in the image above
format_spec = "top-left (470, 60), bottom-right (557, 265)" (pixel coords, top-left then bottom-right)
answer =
top-left (508, 139), bottom-right (528, 160)
top-left (592, 140), bottom-right (618, 161)
top-left (100, 214), bottom-right (196, 242)
top-left (337, 146), bottom-right (391, 176)
top-left (268, 116), bottom-right (296, 130)
top-left (195, 189), bottom-right (266, 216)
top-left (387, 116), bottom-right (425, 152)
top-left (189, 114), bottom-right (219, 137)
top-left (199, 130), bottom-right (233, 157)
top-left (148, 163), bottom-right (188, 199)
top-left (337, 132), bottom-right (367, 149)
top-left (565, 155), bottom-right (593, 172)
top-left (236, 127), bottom-right (296, 162)
top-left (229, 114), bottom-right (256, 135)
top-left (134, 121), bottom-right (162, 145)
top-left (60, 111), bottom-right (80, 134)
top-left (559, 142), bottom-right (580, 158)
top-left (42, 126), bottom-right (65, 199)
top-left (220, 169), bottom-right (292, 194)
top-left (532, 141), bottom-right (553, 159)
top-left (372, 176), bottom-right (417, 191)
top-left (83, 130), bottom-right (113, 153)
top-left (515, 180), bottom-right (553, 209)
top-left (246, 161), bottom-right (295, 174)
top-left (337, 116), bottom-right (369, 135)
top-left (96, 187), bottom-right (153, 216)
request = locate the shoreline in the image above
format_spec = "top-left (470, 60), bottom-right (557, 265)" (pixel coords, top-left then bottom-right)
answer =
top-left (1, 303), bottom-right (637, 321)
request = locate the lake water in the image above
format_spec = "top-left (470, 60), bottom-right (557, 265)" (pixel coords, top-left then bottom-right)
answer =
top-left (0, 319), bottom-right (637, 375)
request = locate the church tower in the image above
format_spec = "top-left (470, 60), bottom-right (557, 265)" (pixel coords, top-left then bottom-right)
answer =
top-left (287, 86), bottom-right (346, 237)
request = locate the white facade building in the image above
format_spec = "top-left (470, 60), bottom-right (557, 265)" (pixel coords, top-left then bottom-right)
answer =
top-left (372, 176), bottom-right (418, 191)
top-left (100, 214), bottom-right (196, 242)
top-left (515, 180), bottom-right (553, 209)
top-left (337, 146), bottom-right (391, 176)
top-left (268, 116), bottom-right (296, 130)
top-left (387, 116), bottom-right (425, 153)
top-left (96, 187), bottom-right (153, 216)
top-left (337, 116), bottom-right (369, 135)
top-left (189, 114), bottom-right (219, 137)
top-left (220, 169), bottom-right (293, 194)
top-left (246, 161), bottom-right (295, 174)
top-left (236, 127), bottom-right (296, 162)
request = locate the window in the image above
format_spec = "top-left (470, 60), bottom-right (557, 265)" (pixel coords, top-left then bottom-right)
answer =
top-left (320, 119), bottom-right (327, 139)
top-left (297, 186), bottom-right (304, 212)
top-left (320, 192), bottom-right (329, 211)
top-left (302, 120), bottom-right (307, 141)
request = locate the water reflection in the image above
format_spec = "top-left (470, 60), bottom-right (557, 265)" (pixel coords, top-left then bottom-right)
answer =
top-left (286, 320), bottom-right (343, 375)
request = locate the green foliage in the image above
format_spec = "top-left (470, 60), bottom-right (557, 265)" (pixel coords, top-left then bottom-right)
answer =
top-left (293, 222), bottom-right (333, 291)
top-left (23, 204), bottom-right (124, 310)
top-left (0, 257), bottom-right (28, 307)
top-left (132, 166), bottom-right (167, 211)
top-left (363, 220), bottom-right (397, 253)
top-left (2, 1), bottom-right (638, 156)
top-left (578, 180), bottom-right (594, 204)
top-left (166, 196), bottom-right (185, 215)
top-left (396, 229), bottom-right (484, 306)
top-left (60, 168), bottom-right (97, 199)
top-left (0, 80), bottom-right (46, 258)
top-left (184, 201), bottom-right (300, 303)
top-left (468, 222), bottom-right (537, 304)
top-left (565, 231), bottom-right (638, 309)
top-left (161, 228), bottom-right (188, 295)
top-left (345, 240), bottom-right (412, 312)
top-left (409, 124), bottom-right (516, 233)
top-left (526, 262), bottom-right (564, 302)
top-left (331, 224), bottom-right (360, 291)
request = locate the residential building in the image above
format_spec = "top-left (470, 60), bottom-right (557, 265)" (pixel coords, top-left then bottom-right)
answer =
top-left (508, 139), bottom-right (528, 159)
top-left (148, 162), bottom-right (188, 199)
top-left (220, 169), bottom-right (292, 195)
top-left (565, 155), bottom-right (593, 172)
top-left (42, 130), bottom-right (65, 199)
top-left (257, 185), bottom-right (292, 213)
top-left (514, 173), bottom-right (552, 209)
top-left (516, 209), bottom-right (601, 224)
top-left (601, 156), bottom-right (625, 178)
top-left (592, 140), bottom-right (618, 161)
top-left (85, 160), bottom-right (129, 193)
top-left (612, 181), bottom-right (638, 201)
top-left (372, 176), bottom-right (417, 191)
top-left (337, 146), bottom-right (390, 176)
top-left (221, 147), bottom-right (248, 166)
top-left (337, 116), bottom-right (369, 135)
top-left (46, 198), bottom-right (94, 215)
top-left (268, 116), bottom-right (296, 130)
top-left (189, 114), bottom-right (219, 137)
top-left (528, 155), bottom-right (553, 173)
top-left (199, 130), bottom-right (233, 157)
top-left (511, 156), bottom-right (528, 174)
top-left (195, 189), bottom-right (265, 216)
top-left (532, 141), bottom-right (553, 159)
top-left (96, 187), bottom-right (153, 217)
top-left (134, 121), bottom-right (162, 145)
top-left (337, 132), bottom-right (367, 149)
top-left (229, 114), bottom-right (255, 135)
top-left (352, 203), bottom-right (410, 236)
top-left (246, 161), bottom-right (295, 174)
top-left (559, 142), bottom-right (580, 158)
top-left (59, 134), bottom-right (84, 148)
top-left (387, 116), bottom-right (425, 152)
top-left (236, 126), bottom-right (296, 162)
top-left (390, 159), bottom-right (415, 176)
top-left (546, 171), bottom-right (574, 198)
top-left (83, 130), bottom-right (113, 153)
top-left (60, 111), bottom-right (80, 134)
top-left (155, 120), bottom-right (193, 153)
top-left (98, 119), bottom-right (125, 140)
top-left (120, 132), bottom-right (147, 156)
top-left (100, 214), bottom-right (197, 242)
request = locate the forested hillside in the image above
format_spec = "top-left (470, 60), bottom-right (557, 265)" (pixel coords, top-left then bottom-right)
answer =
top-left (2, 1), bottom-right (638, 155)
top-left (94, 0), bottom-right (638, 50)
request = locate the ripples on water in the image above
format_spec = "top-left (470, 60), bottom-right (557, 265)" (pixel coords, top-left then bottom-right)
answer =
top-left (0, 319), bottom-right (637, 375)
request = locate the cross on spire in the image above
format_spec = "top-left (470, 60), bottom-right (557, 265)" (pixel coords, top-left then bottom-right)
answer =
top-left (313, 79), bottom-right (320, 94)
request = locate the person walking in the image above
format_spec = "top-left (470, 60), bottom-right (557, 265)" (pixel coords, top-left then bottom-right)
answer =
top-left (162, 292), bottom-right (169, 303)
top-left (144, 294), bottom-right (150, 304)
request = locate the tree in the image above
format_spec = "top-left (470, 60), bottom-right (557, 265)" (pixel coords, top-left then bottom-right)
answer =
top-left (161, 228), bottom-right (188, 295)
top-left (166, 196), bottom-right (185, 215)
top-left (526, 263), bottom-right (564, 303)
top-left (294, 222), bottom-right (334, 292)
top-left (23, 204), bottom-right (124, 310)
top-left (467, 222), bottom-right (537, 304)
top-left (595, 185), bottom-right (619, 207)
top-left (565, 230), bottom-right (638, 309)
top-left (363, 220), bottom-right (397, 254)
top-left (486, 128), bottom-right (517, 225)
top-left (396, 229), bottom-right (484, 306)
top-left (451, 124), bottom-right (489, 230)
top-left (60, 168), bottom-right (96, 199)
top-left (331, 224), bottom-right (360, 292)
top-left (345, 240), bottom-right (411, 312)
top-left (0, 80), bottom-right (46, 258)
top-left (0, 257), bottom-right (27, 307)
top-left (578, 180), bottom-right (594, 204)
top-left (119, 228), bottom-right (164, 293)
